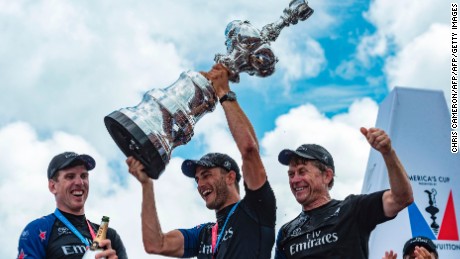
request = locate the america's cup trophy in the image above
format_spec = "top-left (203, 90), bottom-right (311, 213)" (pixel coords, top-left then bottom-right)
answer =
top-left (104, 0), bottom-right (314, 179)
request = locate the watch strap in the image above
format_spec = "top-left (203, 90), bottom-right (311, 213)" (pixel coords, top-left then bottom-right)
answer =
top-left (219, 91), bottom-right (236, 104)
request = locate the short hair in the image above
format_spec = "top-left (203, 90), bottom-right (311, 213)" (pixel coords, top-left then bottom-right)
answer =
top-left (219, 167), bottom-right (240, 193)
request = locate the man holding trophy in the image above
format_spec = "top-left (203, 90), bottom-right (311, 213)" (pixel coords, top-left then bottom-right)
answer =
top-left (127, 63), bottom-right (277, 258)
top-left (114, 0), bottom-right (314, 257)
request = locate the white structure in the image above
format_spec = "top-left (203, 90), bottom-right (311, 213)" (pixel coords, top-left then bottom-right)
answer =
top-left (362, 87), bottom-right (460, 259)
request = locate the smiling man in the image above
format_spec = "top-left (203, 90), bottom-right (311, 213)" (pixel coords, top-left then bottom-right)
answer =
top-left (127, 64), bottom-right (276, 258)
top-left (17, 151), bottom-right (127, 259)
top-left (275, 127), bottom-right (414, 259)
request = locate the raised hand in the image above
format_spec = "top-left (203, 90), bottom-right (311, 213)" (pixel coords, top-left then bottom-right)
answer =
top-left (126, 156), bottom-right (151, 184)
top-left (360, 127), bottom-right (392, 155)
top-left (201, 63), bottom-right (230, 98)
top-left (413, 246), bottom-right (435, 259)
top-left (382, 250), bottom-right (397, 259)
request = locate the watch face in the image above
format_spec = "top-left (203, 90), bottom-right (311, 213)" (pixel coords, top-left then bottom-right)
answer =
top-left (220, 91), bottom-right (237, 104)
top-left (227, 91), bottom-right (237, 101)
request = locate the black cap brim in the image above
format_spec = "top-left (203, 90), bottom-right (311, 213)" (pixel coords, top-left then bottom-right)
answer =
top-left (68, 155), bottom-right (95, 170)
top-left (403, 237), bottom-right (438, 257)
top-left (49, 154), bottom-right (95, 179)
top-left (181, 159), bottom-right (216, 178)
top-left (278, 149), bottom-right (316, 165)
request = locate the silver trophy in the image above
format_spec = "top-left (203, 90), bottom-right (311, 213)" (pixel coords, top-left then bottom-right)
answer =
top-left (104, 0), bottom-right (314, 179)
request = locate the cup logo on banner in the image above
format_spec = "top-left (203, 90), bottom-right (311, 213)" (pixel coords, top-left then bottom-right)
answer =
top-left (407, 174), bottom-right (459, 253)
top-left (424, 189), bottom-right (440, 235)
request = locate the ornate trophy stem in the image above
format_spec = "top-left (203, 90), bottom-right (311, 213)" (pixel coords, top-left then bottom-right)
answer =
top-left (215, 0), bottom-right (313, 83)
top-left (260, 0), bottom-right (314, 42)
top-left (104, 0), bottom-right (314, 179)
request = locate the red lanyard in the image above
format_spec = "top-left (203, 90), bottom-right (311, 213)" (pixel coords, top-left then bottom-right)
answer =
top-left (211, 201), bottom-right (240, 258)
top-left (87, 220), bottom-right (96, 241)
top-left (211, 223), bottom-right (218, 257)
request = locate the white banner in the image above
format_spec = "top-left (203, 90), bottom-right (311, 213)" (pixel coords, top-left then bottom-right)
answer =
top-left (361, 87), bottom-right (460, 259)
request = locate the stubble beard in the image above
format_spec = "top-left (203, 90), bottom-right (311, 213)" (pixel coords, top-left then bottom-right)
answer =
top-left (206, 177), bottom-right (229, 210)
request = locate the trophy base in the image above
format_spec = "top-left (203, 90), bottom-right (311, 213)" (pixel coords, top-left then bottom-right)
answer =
top-left (104, 111), bottom-right (165, 179)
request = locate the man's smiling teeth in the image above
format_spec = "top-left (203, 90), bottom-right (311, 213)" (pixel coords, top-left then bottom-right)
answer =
top-left (72, 190), bottom-right (83, 196)
top-left (202, 190), bottom-right (211, 196)
top-left (294, 185), bottom-right (309, 192)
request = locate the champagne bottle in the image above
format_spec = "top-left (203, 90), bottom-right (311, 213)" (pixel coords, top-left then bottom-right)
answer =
top-left (82, 216), bottom-right (110, 259)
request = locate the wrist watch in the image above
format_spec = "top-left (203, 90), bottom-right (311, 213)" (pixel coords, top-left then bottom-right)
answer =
top-left (219, 91), bottom-right (237, 104)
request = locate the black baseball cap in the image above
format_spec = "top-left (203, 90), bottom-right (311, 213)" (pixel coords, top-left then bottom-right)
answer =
top-left (403, 236), bottom-right (438, 257)
top-left (47, 151), bottom-right (96, 179)
top-left (278, 144), bottom-right (335, 172)
top-left (181, 153), bottom-right (241, 182)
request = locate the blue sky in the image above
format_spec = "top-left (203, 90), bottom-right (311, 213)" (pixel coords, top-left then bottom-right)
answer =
top-left (0, 0), bottom-right (449, 258)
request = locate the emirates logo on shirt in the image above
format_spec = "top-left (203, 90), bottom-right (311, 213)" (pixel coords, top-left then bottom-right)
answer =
top-left (289, 230), bottom-right (339, 256)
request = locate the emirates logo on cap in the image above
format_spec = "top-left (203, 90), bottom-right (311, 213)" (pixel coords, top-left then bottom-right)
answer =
top-left (299, 146), bottom-right (308, 151)
top-left (64, 152), bottom-right (78, 158)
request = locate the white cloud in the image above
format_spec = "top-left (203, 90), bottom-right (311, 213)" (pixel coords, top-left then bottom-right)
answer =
top-left (336, 0), bottom-right (448, 99)
top-left (193, 107), bottom-right (240, 160)
top-left (0, 1), bottom-right (191, 159)
top-left (364, 0), bottom-right (447, 47)
top-left (355, 33), bottom-right (388, 66)
top-left (363, 0), bottom-right (450, 100)
top-left (335, 60), bottom-right (361, 80)
top-left (385, 24), bottom-right (449, 96)
top-left (277, 37), bottom-right (327, 85)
